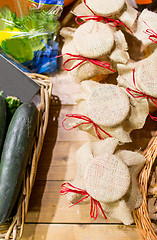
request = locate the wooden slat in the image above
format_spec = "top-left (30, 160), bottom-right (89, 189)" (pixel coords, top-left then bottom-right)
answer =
top-left (44, 104), bottom-right (157, 145)
top-left (22, 224), bottom-right (141, 240)
top-left (36, 141), bottom-right (85, 181)
top-left (44, 105), bottom-right (95, 142)
top-left (26, 181), bottom-right (119, 224)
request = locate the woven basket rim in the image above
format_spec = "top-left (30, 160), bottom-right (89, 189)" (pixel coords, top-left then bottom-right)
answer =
top-left (0, 73), bottom-right (52, 240)
top-left (133, 131), bottom-right (157, 240)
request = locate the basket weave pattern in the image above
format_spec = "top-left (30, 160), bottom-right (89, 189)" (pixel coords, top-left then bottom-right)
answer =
top-left (0, 74), bottom-right (52, 240)
top-left (133, 132), bottom-right (157, 240)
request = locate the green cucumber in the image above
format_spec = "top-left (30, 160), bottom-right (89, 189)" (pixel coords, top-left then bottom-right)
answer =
top-left (0, 102), bottom-right (38, 224)
top-left (0, 95), bottom-right (6, 154)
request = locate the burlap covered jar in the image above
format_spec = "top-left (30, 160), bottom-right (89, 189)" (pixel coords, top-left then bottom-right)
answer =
top-left (134, 9), bottom-right (157, 48)
top-left (61, 21), bottom-right (129, 82)
top-left (64, 80), bottom-right (149, 143)
top-left (73, 0), bottom-right (137, 30)
top-left (73, 20), bottom-right (129, 61)
top-left (61, 138), bottom-right (146, 225)
top-left (117, 48), bottom-right (157, 113)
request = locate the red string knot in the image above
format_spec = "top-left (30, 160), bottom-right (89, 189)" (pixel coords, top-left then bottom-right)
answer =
top-left (62, 114), bottom-right (112, 140)
top-left (57, 53), bottom-right (115, 73)
top-left (60, 182), bottom-right (107, 220)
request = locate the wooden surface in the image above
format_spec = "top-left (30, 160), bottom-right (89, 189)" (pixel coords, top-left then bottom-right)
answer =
top-left (22, 70), bottom-right (157, 240)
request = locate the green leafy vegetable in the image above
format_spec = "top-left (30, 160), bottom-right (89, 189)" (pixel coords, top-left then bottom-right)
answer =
top-left (0, 7), bottom-right (15, 30)
top-left (0, 92), bottom-right (20, 125)
top-left (5, 96), bottom-right (20, 116)
top-left (22, 9), bottom-right (60, 33)
top-left (1, 37), bottom-right (34, 63)
top-left (0, 7), bottom-right (60, 62)
top-left (0, 7), bottom-right (60, 33)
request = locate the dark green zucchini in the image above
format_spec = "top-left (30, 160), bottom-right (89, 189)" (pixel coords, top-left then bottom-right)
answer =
top-left (0, 102), bottom-right (38, 224)
top-left (0, 95), bottom-right (6, 154)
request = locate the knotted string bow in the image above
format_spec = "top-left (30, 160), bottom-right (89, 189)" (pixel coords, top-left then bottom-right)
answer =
top-left (62, 114), bottom-right (112, 140)
top-left (57, 53), bottom-right (115, 73)
top-left (126, 68), bottom-right (157, 121)
top-left (60, 183), bottom-right (107, 220)
top-left (75, 0), bottom-right (132, 33)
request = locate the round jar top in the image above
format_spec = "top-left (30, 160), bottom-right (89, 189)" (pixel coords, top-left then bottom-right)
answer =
top-left (85, 0), bottom-right (125, 16)
top-left (136, 62), bottom-right (157, 98)
top-left (84, 154), bottom-right (130, 202)
top-left (86, 84), bottom-right (130, 127)
top-left (73, 21), bottom-right (114, 58)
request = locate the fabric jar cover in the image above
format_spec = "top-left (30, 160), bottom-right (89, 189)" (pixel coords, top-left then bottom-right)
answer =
top-left (85, 83), bottom-right (130, 127)
top-left (117, 48), bottom-right (157, 112)
top-left (73, 1), bottom-right (137, 30)
top-left (61, 38), bottom-right (113, 83)
top-left (61, 24), bottom-right (129, 82)
top-left (85, 0), bottom-right (125, 16)
top-left (60, 25), bottom-right (115, 82)
top-left (69, 80), bottom-right (149, 143)
top-left (84, 154), bottom-right (130, 202)
top-left (134, 9), bottom-right (157, 47)
top-left (136, 59), bottom-right (157, 98)
top-left (73, 20), bottom-right (115, 59)
top-left (71, 28), bottom-right (130, 82)
top-left (65, 138), bottom-right (146, 225)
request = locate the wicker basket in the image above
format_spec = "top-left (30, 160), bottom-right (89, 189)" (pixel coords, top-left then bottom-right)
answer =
top-left (0, 73), bottom-right (53, 240)
top-left (133, 131), bottom-right (157, 240)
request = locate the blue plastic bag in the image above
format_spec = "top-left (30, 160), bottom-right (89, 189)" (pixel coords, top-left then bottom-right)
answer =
top-left (23, 40), bottom-right (59, 74)
top-left (29, 0), bottom-right (64, 5)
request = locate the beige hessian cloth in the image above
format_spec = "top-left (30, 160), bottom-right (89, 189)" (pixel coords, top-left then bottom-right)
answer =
top-left (69, 80), bottom-right (149, 143)
top-left (134, 9), bottom-right (157, 48)
top-left (117, 48), bottom-right (157, 112)
top-left (73, 20), bottom-right (115, 58)
top-left (73, 1), bottom-right (137, 30)
top-left (86, 0), bottom-right (125, 16)
top-left (61, 23), bottom-right (129, 82)
top-left (66, 138), bottom-right (145, 225)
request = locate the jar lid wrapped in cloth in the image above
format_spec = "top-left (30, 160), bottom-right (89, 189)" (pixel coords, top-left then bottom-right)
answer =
top-left (117, 48), bottom-right (157, 114)
top-left (60, 138), bottom-right (146, 225)
top-left (61, 22), bottom-right (130, 82)
top-left (134, 9), bottom-right (157, 47)
top-left (63, 80), bottom-right (149, 142)
top-left (73, 0), bottom-right (138, 31)
top-left (73, 20), bottom-right (115, 58)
